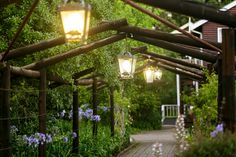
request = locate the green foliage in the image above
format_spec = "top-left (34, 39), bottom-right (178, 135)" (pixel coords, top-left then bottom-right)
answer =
top-left (11, 117), bottom-right (129, 157)
top-left (122, 76), bottom-right (162, 130)
top-left (130, 90), bottom-right (162, 130)
top-left (113, 90), bottom-right (133, 135)
top-left (179, 133), bottom-right (236, 157)
top-left (183, 71), bottom-right (218, 136)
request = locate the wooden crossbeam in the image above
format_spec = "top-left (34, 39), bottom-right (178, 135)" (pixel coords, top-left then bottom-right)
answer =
top-left (134, 62), bottom-right (203, 80)
top-left (117, 25), bottom-right (221, 51)
top-left (144, 55), bottom-right (204, 76)
top-left (131, 35), bottom-right (218, 63)
top-left (22, 34), bottom-right (125, 70)
top-left (72, 68), bottom-right (95, 79)
top-left (132, 0), bottom-right (236, 28)
top-left (0, 19), bottom-right (128, 60)
top-left (156, 62), bottom-right (203, 80)
top-left (122, 0), bottom-right (221, 52)
top-left (132, 46), bottom-right (204, 70)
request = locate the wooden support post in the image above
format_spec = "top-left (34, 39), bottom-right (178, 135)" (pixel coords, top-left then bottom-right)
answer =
top-left (109, 87), bottom-right (115, 137)
top-left (38, 69), bottom-right (46, 157)
top-left (72, 81), bottom-right (79, 154)
top-left (179, 76), bottom-right (184, 115)
top-left (217, 58), bottom-right (223, 123)
top-left (221, 28), bottom-right (236, 132)
top-left (92, 76), bottom-right (98, 136)
top-left (0, 65), bottom-right (11, 157)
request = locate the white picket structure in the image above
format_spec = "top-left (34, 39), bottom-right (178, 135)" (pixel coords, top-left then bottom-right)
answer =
top-left (161, 104), bottom-right (179, 123)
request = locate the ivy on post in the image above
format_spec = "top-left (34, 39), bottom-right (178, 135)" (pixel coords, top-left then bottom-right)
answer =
top-left (38, 69), bottom-right (47, 157)
top-left (72, 80), bottom-right (79, 154)
top-left (0, 64), bottom-right (11, 157)
top-left (221, 28), bottom-right (236, 132)
top-left (109, 86), bottom-right (115, 137)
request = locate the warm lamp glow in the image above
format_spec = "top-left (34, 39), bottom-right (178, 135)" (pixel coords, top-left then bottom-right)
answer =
top-left (144, 67), bottom-right (154, 83)
top-left (121, 60), bottom-right (132, 73)
top-left (118, 52), bottom-right (136, 79)
top-left (59, 3), bottom-right (91, 42)
top-left (154, 69), bottom-right (162, 80)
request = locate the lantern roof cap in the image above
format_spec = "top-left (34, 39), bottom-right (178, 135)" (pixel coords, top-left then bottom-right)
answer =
top-left (58, 3), bottom-right (91, 11)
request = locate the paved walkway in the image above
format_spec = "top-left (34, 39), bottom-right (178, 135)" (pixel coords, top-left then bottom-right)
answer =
top-left (117, 126), bottom-right (176, 157)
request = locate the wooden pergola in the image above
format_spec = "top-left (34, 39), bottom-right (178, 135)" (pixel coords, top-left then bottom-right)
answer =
top-left (0, 0), bottom-right (235, 157)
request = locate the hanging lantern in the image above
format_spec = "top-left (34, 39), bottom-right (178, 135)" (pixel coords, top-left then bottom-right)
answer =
top-left (118, 51), bottom-right (136, 79)
top-left (154, 69), bottom-right (162, 80)
top-left (59, 2), bottom-right (91, 42)
top-left (144, 66), bottom-right (154, 83)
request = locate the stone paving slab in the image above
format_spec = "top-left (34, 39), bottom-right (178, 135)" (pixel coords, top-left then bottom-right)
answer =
top-left (117, 126), bottom-right (176, 157)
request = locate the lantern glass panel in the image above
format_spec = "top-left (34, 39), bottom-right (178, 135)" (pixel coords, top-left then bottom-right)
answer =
top-left (118, 52), bottom-right (136, 79)
top-left (144, 67), bottom-right (154, 83)
top-left (154, 69), bottom-right (162, 80)
top-left (59, 4), bottom-right (91, 42)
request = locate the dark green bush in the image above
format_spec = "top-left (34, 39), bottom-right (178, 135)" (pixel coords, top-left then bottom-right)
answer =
top-left (179, 133), bottom-right (236, 157)
top-left (130, 91), bottom-right (162, 130)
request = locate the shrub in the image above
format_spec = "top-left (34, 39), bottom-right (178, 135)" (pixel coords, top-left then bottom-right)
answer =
top-left (179, 133), bottom-right (236, 157)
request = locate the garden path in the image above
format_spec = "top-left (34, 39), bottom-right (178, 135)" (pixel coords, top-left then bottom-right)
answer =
top-left (117, 125), bottom-right (176, 157)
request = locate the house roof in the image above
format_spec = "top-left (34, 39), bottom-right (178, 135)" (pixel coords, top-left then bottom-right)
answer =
top-left (171, 1), bottom-right (236, 34)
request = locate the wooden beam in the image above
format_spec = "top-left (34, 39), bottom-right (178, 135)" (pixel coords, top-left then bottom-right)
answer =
top-left (132, 0), bottom-right (236, 28)
top-left (72, 68), bottom-right (95, 79)
top-left (122, 0), bottom-right (221, 52)
top-left (134, 62), bottom-right (202, 80)
top-left (118, 26), bottom-right (221, 51)
top-left (132, 46), bottom-right (203, 70)
top-left (156, 63), bottom-right (203, 80)
top-left (76, 78), bottom-right (105, 86)
top-left (0, 37), bottom-right (65, 60)
top-left (1, 0), bottom-right (40, 61)
top-left (221, 29), bottom-right (236, 132)
top-left (10, 66), bottom-right (70, 85)
top-left (0, 0), bottom-right (20, 8)
top-left (88, 18), bottom-right (128, 36)
top-left (0, 19), bottom-right (128, 60)
top-left (131, 35), bottom-right (217, 63)
top-left (0, 65), bottom-right (11, 157)
top-left (146, 56), bottom-right (204, 76)
top-left (86, 82), bottom-right (106, 90)
top-left (22, 34), bottom-right (125, 70)
top-left (38, 69), bottom-right (46, 157)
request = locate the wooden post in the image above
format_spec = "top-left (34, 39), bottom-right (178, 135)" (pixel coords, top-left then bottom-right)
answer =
top-left (217, 58), bottom-right (223, 123)
top-left (0, 65), bottom-right (11, 157)
top-left (109, 87), bottom-right (115, 137)
top-left (38, 69), bottom-right (46, 157)
top-left (72, 81), bottom-right (79, 154)
top-left (92, 76), bottom-right (98, 136)
top-left (179, 76), bottom-right (184, 115)
top-left (221, 28), bottom-right (236, 132)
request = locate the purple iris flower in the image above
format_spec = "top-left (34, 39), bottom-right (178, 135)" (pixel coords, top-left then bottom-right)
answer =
top-left (210, 130), bottom-right (217, 138)
top-left (91, 115), bottom-right (101, 122)
top-left (216, 123), bottom-right (223, 132)
top-left (63, 137), bottom-right (68, 143)
top-left (72, 132), bottom-right (77, 139)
